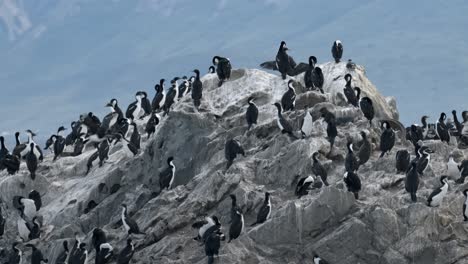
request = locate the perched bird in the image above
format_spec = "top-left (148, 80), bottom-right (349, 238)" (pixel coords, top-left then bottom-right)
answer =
top-left (96, 243), bottom-right (113, 264)
top-left (380, 121), bottom-right (395, 157)
top-left (301, 109), bottom-right (313, 138)
top-left (2, 153), bottom-right (20, 175)
top-left (53, 126), bottom-right (67, 161)
top-left (152, 79), bottom-right (166, 111)
top-left (26, 244), bottom-right (48, 264)
top-left (212, 56), bottom-right (232, 87)
top-left (436, 112), bottom-right (450, 143)
top-left (225, 139), bottom-right (245, 170)
top-left (28, 190), bottom-right (42, 211)
top-left (12, 131), bottom-right (26, 158)
top-left (345, 142), bottom-right (359, 172)
top-left (427, 176), bottom-right (449, 207)
top-left (139, 91), bottom-right (152, 117)
top-left (192, 216), bottom-right (221, 242)
top-left (304, 56), bottom-right (324, 93)
top-left (359, 97), bottom-right (374, 126)
top-left (98, 139), bottom-right (110, 167)
top-left (251, 192), bottom-right (271, 226)
top-left (228, 197), bottom-right (244, 243)
top-left (245, 97), bottom-right (259, 131)
top-left (452, 110), bottom-right (463, 136)
top-left (357, 131), bottom-right (371, 166)
top-left (205, 229), bottom-right (225, 264)
top-left (191, 69), bottom-right (203, 109)
top-left (208, 66), bottom-right (215, 74)
top-left (343, 74), bottom-right (360, 107)
top-left (322, 110), bottom-right (337, 153)
top-left (420, 115), bottom-right (430, 139)
top-left (312, 152), bottom-right (329, 186)
top-left (126, 93), bottom-right (143, 120)
top-left (273, 103), bottom-right (296, 138)
top-left (260, 41), bottom-right (308, 79)
top-left (117, 239), bottom-right (135, 264)
top-left (405, 162), bottom-right (420, 202)
top-left (416, 146), bottom-right (432, 175)
top-left (395, 150), bottom-right (411, 174)
top-left (120, 204), bottom-right (145, 235)
top-left (331, 40), bottom-right (343, 63)
top-left (162, 77), bottom-right (180, 116)
top-left (127, 123), bottom-right (140, 156)
top-left (55, 241), bottom-right (69, 264)
top-left (26, 143), bottom-right (38, 180)
top-left (28, 217), bottom-right (41, 240)
top-left (145, 112), bottom-right (160, 138)
top-left (159, 157), bottom-right (176, 191)
top-left (92, 227), bottom-right (108, 255)
top-left (281, 80), bottom-right (296, 112)
top-left (295, 175), bottom-right (314, 197)
top-left (7, 242), bottom-right (23, 264)
top-left (343, 171), bottom-right (361, 199)
top-left (229, 194), bottom-right (241, 223)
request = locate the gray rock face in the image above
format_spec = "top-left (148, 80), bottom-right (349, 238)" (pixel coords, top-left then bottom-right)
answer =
top-left (0, 63), bottom-right (466, 264)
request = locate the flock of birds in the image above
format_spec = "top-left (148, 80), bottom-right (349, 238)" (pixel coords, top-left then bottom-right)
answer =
top-left (0, 39), bottom-right (467, 264)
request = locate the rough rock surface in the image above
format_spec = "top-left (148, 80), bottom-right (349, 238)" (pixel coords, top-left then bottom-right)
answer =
top-left (1, 62), bottom-right (467, 264)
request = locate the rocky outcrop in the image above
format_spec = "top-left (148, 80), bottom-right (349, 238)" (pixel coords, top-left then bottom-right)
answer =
top-left (0, 62), bottom-right (467, 264)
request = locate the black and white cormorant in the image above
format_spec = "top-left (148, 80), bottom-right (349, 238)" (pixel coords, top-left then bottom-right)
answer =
top-left (228, 195), bottom-right (243, 242)
top-left (126, 93), bottom-right (143, 120)
top-left (345, 142), bottom-right (359, 172)
top-left (359, 97), bottom-right (374, 126)
top-left (120, 204), bottom-right (145, 235)
top-left (380, 121), bottom-right (395, 157)
top-left (259, 41), bottom-right (308, 79)
top-left (250, 192), bottom-right (271, 226)
top-left (26, 143), bottom-right (38, 180)
top-left (145, 112), bottom-right (160, 138)
top-left (162, 77), bottom-right (180, 116)
top-left (357, 131), bottom-right (371, 166)
top-left (343, 76), bottom-right (360, 107)
top-left (312, 152), bottom-right (329, 186)
top-left (213, 56), bottom-right (232, 87)
top-left (416, 146), bottom-right (432, 175)
top-left (273, 103), bottom-right (296, 138)
top-left (26, 244), bottom-right (48, 264)
top-left (295, 175), bottom-right (314, 197)
top-left (53, 126), bottom-right (67, 161)
top-left (127, 122), bottom-right (140, 156)
top-left (117, 238), bottom-right (135, 264)
top-left (331, 40), bottom-right (343, 63)
top-left (246, 97), bottom-right (259, 131)
top-left (304, 56), bottom-right (324, 93)
top-left (427, 176), bottom-right (449, 207)
top-left (395, 150), bottom-right (410, 174)
top-left (405, 161), bottom-right (420, 202)
top-left (344, 171), bottom-right (361, 199)
top-left (192, 69), bottom-right (203, 109)
top-left (225, 139), bottom-right (245, 170)
top-left (152, 79), bottom-right (166, 111)
top-left (436, 112), bottom-right (450, 143)
top-left (281, 80), bottom-right (296, 112)
top-left (301, 109), bottom-right (313, 138)
top-left (159, 157), bottom-right (176, 191)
